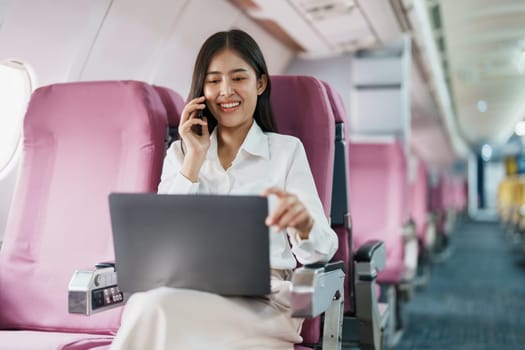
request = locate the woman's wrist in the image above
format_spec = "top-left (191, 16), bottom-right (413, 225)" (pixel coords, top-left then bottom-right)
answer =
top-left (181, 154), bottom-right (205, 183)
top-left (297, 217), bottom-right (314, 240)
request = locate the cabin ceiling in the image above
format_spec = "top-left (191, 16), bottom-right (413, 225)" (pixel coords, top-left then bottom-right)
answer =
top-left (435, 0), bottom-right (525, 149)
top-left (231, 0), bottom-right (525, 163)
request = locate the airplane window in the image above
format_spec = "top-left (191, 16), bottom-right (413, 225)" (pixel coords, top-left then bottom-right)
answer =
top-left (0, 61), bottom-right (33, 179)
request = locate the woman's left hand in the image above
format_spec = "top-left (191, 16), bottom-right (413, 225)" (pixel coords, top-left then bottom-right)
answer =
top-left (262, 187), bottom-right (314, 240)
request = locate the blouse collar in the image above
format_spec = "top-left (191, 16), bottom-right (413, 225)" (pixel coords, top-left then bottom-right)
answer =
top-left (207, 120), bottom-right (270, 162)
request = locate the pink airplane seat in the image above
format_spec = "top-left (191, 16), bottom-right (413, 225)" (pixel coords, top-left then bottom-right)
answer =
top-left (154, 79), bottom-right (344, 349)
top-left (441, 174), bottom-right (456, 234)
top-left (429, 173), bottom-right (444, 230)
top-left (439, 174), bottom-right (466, 237)
top-left (347, 138), bottom-right (419, 347)
top-left (451, 176), bottom-right (467, 213)
top-left (430, 172), bottom-right (455, 247)
top-left (0, 81), bottom-right (168, 349)
top-left (319, 81), bottom-right (353, 312)
top-left (152, 84), bottom-right (185, 147)
top-left (270, 76), bottom-right (334, 212)
top-left (271, 75), bottom-right (345, 349)
top-left (409, 160), bottom-right (435, 251)
top-left (321, 81), bottom-right (388, 349)
top-left (348, 139), bottom-right (415, 283)
top-left (408, 159), bottom-right (436, 289)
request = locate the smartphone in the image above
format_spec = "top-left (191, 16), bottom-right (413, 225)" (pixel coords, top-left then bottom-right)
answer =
top-left (191, 110), bottom-right (204, 136)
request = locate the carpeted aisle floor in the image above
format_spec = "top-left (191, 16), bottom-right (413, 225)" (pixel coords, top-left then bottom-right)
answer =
top-left (394, 218), bottom-right (525, 350)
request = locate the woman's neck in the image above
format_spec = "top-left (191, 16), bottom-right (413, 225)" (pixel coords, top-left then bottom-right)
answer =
top-left (217, 121), bottom-right (253, 170)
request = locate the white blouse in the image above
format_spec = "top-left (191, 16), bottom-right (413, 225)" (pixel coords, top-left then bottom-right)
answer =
top-left (158, 121), bottom-right (338, 270)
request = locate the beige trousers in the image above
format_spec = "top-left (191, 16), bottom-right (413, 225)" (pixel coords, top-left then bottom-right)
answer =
top-left (110, 270), bottom-right (304, 350)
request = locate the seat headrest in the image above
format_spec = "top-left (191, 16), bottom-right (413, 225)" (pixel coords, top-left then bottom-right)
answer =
top-left (26, 80), bottom-right (167, 134)
top-left (320, 81), bottom-right (346, 123)
top-left (152, 85), bottom-right (185, 128)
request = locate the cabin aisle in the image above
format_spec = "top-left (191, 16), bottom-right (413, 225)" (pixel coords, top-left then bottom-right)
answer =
top-left (395, 218), bottom-right (525, 350)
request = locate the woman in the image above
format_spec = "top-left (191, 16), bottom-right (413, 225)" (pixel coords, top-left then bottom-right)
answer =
top-left (111, 29), bottom-right (338, 350)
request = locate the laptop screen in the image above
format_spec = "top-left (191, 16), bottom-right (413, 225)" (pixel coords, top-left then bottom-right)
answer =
top-left (109, 193), bottom-right (271, 296)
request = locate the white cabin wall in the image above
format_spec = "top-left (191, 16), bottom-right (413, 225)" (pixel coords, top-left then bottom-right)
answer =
top-left (79, 0), bottom-right (187, 82)
top-left (0, 162), bottom-right (18, 243)
top-left (151, 0), bottom-right (294, 99)
top-left (0, 0), bottom-right (17, 243)
top-left (0, 0), bottom-right (112, 86)
top-left (0, 0), bottom-right (13, 30)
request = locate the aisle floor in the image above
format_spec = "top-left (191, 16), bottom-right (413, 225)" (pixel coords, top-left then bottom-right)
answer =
top-left (394, 218), bottom-right (525, 350)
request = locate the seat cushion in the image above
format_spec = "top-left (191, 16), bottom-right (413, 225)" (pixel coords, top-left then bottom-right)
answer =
top-left (0, 331), bottom-right (113, 350)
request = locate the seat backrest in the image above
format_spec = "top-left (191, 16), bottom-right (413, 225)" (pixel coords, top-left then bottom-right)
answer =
top-left (348, 138), bottom-right (409, 282)
top-left (319, 81), bottom-right (353, 314)
top-left (452, 177), bottom-right (467, 212)
top-left (153, 85), bottom-right (185, 145)
top-left (153, 84), bottom-right (185, 127)
top-left (409, 160), bottom-right (429, 244)
top-left (320, 81), bottom-right (349, 222)
top-left (270, 75), bottom-right (335, 345)
top-left (430, 172), bottom-right (450, 234)
top-left (0, 81), bottom-right (167, 334)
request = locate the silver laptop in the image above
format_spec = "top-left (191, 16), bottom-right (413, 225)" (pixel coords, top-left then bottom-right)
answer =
top-left (109, 193), bottom-right (271, 296)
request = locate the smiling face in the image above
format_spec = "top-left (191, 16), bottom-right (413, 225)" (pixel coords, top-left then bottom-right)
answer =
top-left (203, 48), bottom-right (267, 132)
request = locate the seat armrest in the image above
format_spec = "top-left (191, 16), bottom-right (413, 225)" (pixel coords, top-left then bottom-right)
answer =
top-left (68, 262), bottom-right (124, 315)
top-left (95, 261), bottom-right (116, 270)
top-left (355, 240), bottom-right (385, 263)
top-left (304, 261), bottom-right (345, 273)
top-left (290, 261), bottom-right (345, 318)
top-left (292, 261), bottom-right (345, 350)
top-left (354, 242), bottom-right (388, 349)
top-left (355, 240), bottom-right (386, 277)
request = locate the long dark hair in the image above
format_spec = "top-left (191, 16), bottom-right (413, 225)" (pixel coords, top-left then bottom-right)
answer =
top-left (188, 29), bottom-right (277, 133)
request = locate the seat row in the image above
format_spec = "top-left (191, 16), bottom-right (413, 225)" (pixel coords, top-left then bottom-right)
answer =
top-left (0, 77), bottom-right (467, 349)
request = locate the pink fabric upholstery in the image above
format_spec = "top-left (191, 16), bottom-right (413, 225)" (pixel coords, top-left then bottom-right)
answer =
top-left (270, 75), bottom-right (335, 345)
top-left (348, 140), bottom-right (408, 283)
top-left (409, 161), bottom-right (429, 244)
top-left (0, 81), bottom-right (167, 348)
top-left (321, 81), bottom-right (346, 124)
top-left (320, 81), bottom-right (353, 314)
top-left (431, 173), bottom-right (466, 235)
top-left (430, 172), bottom-right (451, 234)
top-left (153, 85), bottom-right (185, 127)
top-left (270, 75), bottom-right (335, 217)
top-left (0, 331), bottom-right (113, 350)
top-left (451, 177), bottom-right (467, 212)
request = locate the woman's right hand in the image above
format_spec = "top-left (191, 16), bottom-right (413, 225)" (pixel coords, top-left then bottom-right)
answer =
top-left (178, 96), bottom-right (210, 182)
